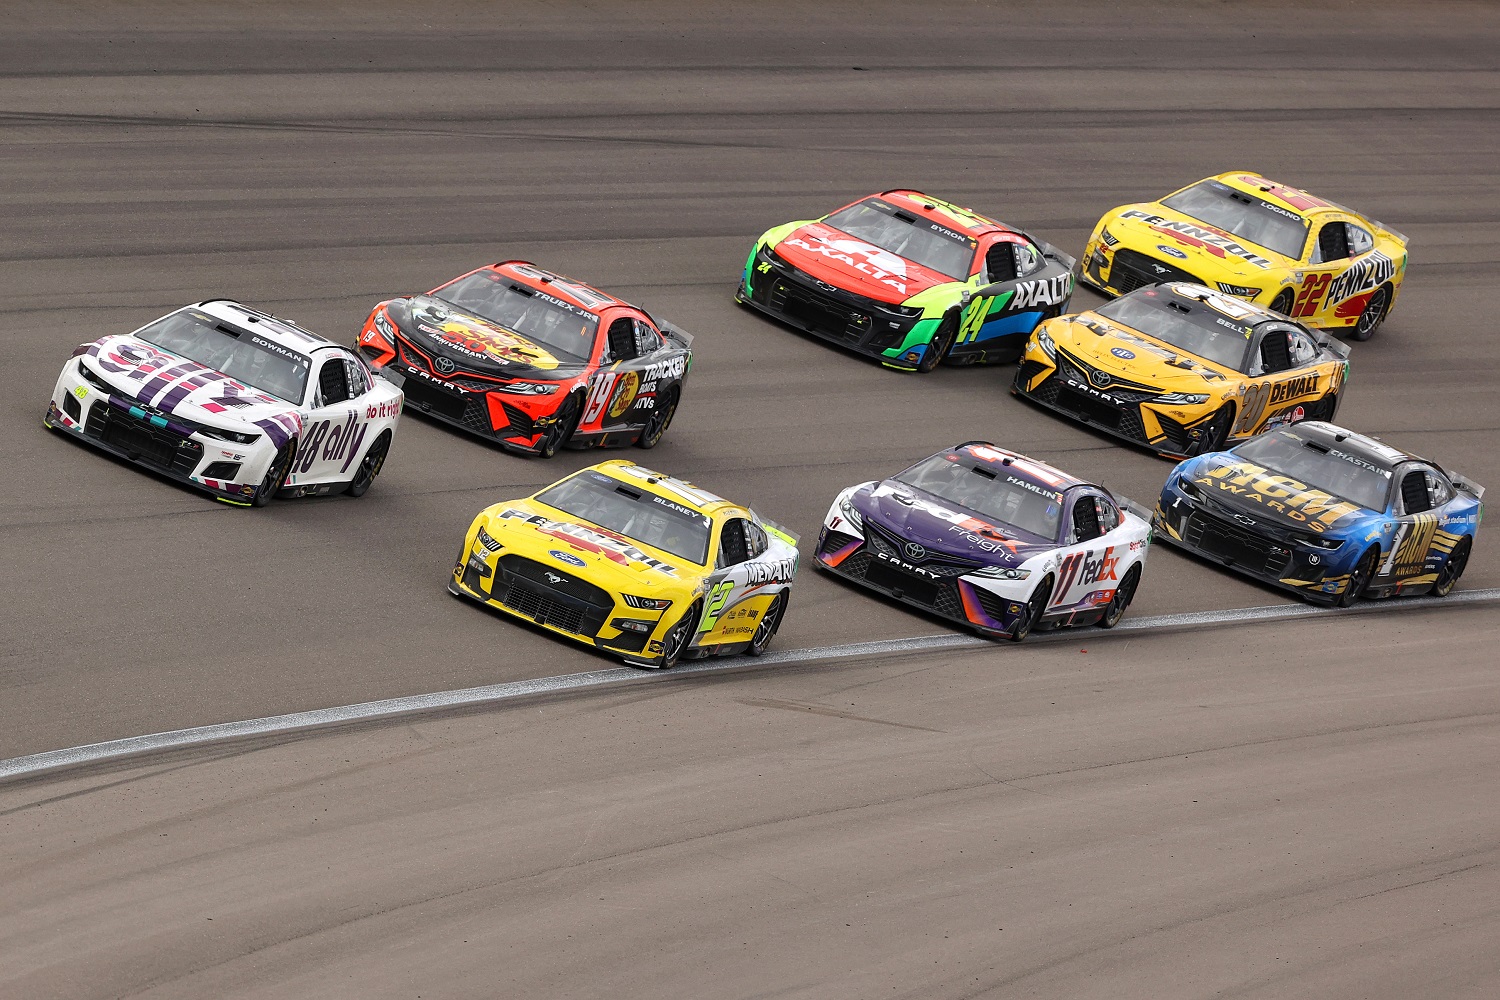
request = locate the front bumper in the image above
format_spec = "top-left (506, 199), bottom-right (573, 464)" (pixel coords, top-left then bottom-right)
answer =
top-left (1080, 235), bottom-right (1209, 298)
top-left (814, 526), bottom-right (1028, 636)
top-left (737, 247), bottom-right (932, 370)
top-left (372, 360), bottom-right (560, 455)
top-left (1152, 490), bottom-right (1353, 603)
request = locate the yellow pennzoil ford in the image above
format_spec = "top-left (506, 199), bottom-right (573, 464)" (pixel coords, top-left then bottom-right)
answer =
top-left (450, 461), bottom-right (798, 668)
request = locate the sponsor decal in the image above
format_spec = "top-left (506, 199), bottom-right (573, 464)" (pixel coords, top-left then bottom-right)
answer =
top-left (1012, 274), bottom-right (1072, 309)
top-left (946, 524), bottom-right (1013, 553)
top-left (641, 355), bottom-right (687, 381)
top-left (1122, 209), bottom-right (1274, 267)
top-left (744, 558), bottom-right (795, 586)
top-left (1110, 347), bottom-right (1136, 360)
top-left (247, 333), bottom-right (311, 367)
top-left (1055, 546), bottom-right (1120, 593)
top-left (497, 509), bottom-right (680, 575)
top-left (293, 409), bottom-right (370, 476)
top-left (1326, 251), bottom-right (1396, 306)
top-left (607, 370), bottom-right (640, 419)
top-left (783, 236), bottom-right (909, 294)
top-left (365, 398), bottom-right (402, 419)
top-left (1269, 374), bottom-right (1319, 404)
top-left (509, 264), bottom-right (617, 312)
top-left (1157, 245), bottom-right (1189, 259)
top-left (1194, 462), bottom-right (1363, 531)
top-left (549, 549), bottom-right (587, 568)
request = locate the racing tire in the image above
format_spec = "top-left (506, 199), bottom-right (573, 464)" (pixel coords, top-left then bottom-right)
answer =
top-left (1431, 536), bottom-right (1471, 598)
top-left (1306, 392), bottom-right (1338, 424)
top-left (538, 391), bottom-right (583, 459)
top-left (745, 590), bottom-right (789, 657)
top-left (1009, 576), bottom-right (1053, 643)
top-left (917, 310), bottom-right (959, 373)
top-left (1097, 564), bottom-right (1141, 629)
top-left (343, 431), bottom-right (390, 498)
top-left (635, 386), bottom-right (679, 450)
top-left (656, 600), bottom-right (701, 670)
top-left (1188, 403), bottom-right (1235, 456)
top-left (1347, 284), bottom-right (1391, 342)
top-left (1338, 546), bottom-right (1379, 607)
top-left (1269, 288), bottom-right (1296, 317)
top-left (251, 441), bottom-right (296, 508)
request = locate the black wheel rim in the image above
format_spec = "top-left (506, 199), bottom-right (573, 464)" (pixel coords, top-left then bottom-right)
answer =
top-left (1357, 287), bottom-right (1388, 337)
top-left (643, 393), bottom-right (676, 444)
top-left (1349, 555), bottom-right (1374, 599)
top-left (1106, 570), bottom-right (1137, 623)
top-left (665, 615), bottom-right (693, 662)
top-left (752, 596), bottom-right (780, 648)
top-left (356, 439), bottom-right (387, 487)
top-left (259, 449), bottom-right (290, 500)
top-left (1271, 290), bottom-right (1295, 315)
top-left (1438, 542), bottom-right (1469, 590)
top-left (542, 396), bottom-right (579, 456)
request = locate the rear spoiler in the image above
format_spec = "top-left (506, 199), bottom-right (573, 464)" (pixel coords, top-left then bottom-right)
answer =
top-left (1313, 330), bottom-right (1351, 359)
top-left (757, 514), bottom-right (801, 548)
top-left (1107, 490), bottom-right (1155, 523)
top-left (1451, 472), bottom-right (1485, 501)
top-left (658, 320), bottom-right (694, 350)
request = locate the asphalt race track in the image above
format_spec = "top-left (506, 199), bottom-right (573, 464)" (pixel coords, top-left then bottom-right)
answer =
top-left (2, 2), bottom-right (1498, 996)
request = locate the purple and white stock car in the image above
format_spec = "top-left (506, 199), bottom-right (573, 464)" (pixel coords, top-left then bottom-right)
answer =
top-left (816, 441), bottom-right (1153, 641)
top-left (45, 300), bottom-right (403, 506)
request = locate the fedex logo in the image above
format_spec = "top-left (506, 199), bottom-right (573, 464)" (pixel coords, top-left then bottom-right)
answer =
top-left (1056, 546), bottom-right (1119, 594)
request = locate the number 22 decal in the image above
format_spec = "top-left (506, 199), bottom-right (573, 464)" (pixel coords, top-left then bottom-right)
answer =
top-left (1292, 273), bottom-right (1332, 318)
top-left (698, 581), bottom-right (734, 632)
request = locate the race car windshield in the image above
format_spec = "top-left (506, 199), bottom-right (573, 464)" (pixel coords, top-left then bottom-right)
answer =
top-left (1095, 292), bottom-right (1251, 371)
top-left (433, 272), bottom-right (598, 363)
top-left (823, 199), bottom-right (975, 280)
top-left (895, 455), bottom-right (1061, 540)
top-left (134, 310), bottom-right (310, 403)
top-left (1232, 430), bottom-right (1393, 511)
top-left (536, 471), bottom-right (712, 565)
top-left (1161, 180), bottom-right (1310, 259)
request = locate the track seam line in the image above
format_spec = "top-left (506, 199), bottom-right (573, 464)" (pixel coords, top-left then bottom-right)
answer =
top-left (2, 588), bottom-right (1496, 782)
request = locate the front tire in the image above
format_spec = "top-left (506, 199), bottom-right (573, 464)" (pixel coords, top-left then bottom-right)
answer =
top-left (1347, 284), bottom-right (1391, 342)
top-left (538, 391), bottom-right (583, 459)
top-left (745, 590), bottom-right (789, 656)
top-left (1269, 288), bottom-right (1296, 317)
top-left (251, 441), bottom-right (296, 508)
top-left (1431, 537), bottom-right (1471, 597)
top-left (635, 386), bottom-right (679, 450)
top-left (1097, 564), bottom-right (1141, 629)
top-left (654, 600), bottom-right (701, 669)
top-left (1188, 403), bottom-right (1235, 456)
top-left (343, 431), bottom-right (390, 497)
top-left (1338, 546), bottom-right (1379, 607)
top-left (1009, 576), bottom-right (1053, 642)
top-left (917, 310), bottom-right (958, 373)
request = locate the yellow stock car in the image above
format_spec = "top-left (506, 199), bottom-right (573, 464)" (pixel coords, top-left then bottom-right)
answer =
top-left (1081, 171), bottom-right (1408, 341)
top-left (1013, 282), bottom-right (1350, 459)
top-left (450, 460), bottom-right (799, 668)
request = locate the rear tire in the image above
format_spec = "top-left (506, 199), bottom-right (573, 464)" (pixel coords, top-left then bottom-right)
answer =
top-left (1338, 546), bottom-right (1379, 607)
top-left (538, 391), bottom-right (583, 458)
top-left (251, 441), bottom-right (295, 508)
top-left (1346, 284), bottom-right (1391, 342)
top-left (745, 590), bottom-right (789, 656)
top-left (1097, 564), bottom-right (1141, 629)
top-left (1009, 576), bottom-right (1053, 642)
top-left (635, 386), bottom-right (679, 450)
top-left (1269, 288), bottom-right (1296, 317)
top-left (1431, 537), bottom-right (1471, 597)
top-left (917, 310), bottom-right (958, 373)
top-left (343, 431), bottom-right (390, 497)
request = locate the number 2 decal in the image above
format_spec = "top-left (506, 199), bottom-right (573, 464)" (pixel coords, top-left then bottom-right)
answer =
top-left (1233, 381), bottom-right (1273, 435)
top-left (699, 581), bottom-right (734, 632)
top-left (1292, 273), bottom-right (1332, 318)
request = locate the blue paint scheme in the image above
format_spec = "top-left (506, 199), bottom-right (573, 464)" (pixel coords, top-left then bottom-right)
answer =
top-left (975, 309), bottom-right (1044, 342)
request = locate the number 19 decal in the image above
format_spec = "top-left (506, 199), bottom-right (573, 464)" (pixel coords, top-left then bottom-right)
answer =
top-left (698, 581), bottom-right (734, 632)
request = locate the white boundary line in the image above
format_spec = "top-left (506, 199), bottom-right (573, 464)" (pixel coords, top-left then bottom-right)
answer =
top-left (2, 588), bottom-right (1497, 783)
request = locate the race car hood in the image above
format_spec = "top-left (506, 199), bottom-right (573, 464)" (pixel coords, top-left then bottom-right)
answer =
top-left (481, 499), bottom-right (702, 590)
top-left (1178, 456), bottom-right (1370, 534)
top-left (1052, 314), bottom-right (1238, 389)
top-left (851, 480), bottom-right (1053, 568)
top-left (1113, 204), bottom-right (1288, 276)
top-left (390, 296), bottom-right (589, 381)
top-left (772, 222), bottom-right (961, 304)
top-left (80, 335), bottom-right (303, 431)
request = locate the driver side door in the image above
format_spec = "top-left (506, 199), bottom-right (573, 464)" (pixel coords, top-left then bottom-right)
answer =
top-left (289, 351), bottom-right (374, 485)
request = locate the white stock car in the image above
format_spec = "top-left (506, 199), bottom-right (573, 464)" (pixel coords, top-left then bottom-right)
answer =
top-left (45, 299), bottom-right (404, 506)
top-left (815, 441), bottom-right (1154, 641)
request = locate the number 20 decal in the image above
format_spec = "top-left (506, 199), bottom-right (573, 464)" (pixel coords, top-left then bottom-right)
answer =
top-left (1292, 273), bottom-right (1332, 318)
top-left (698, 581), bottom-right (734, 632)
top-left (1233, 381), bottom-right (1273, 435)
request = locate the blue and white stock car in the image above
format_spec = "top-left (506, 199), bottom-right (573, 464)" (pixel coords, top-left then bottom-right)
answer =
top-left (46, 300), bottom-right (404, 506)
top-left (1154, 421), bottom-right (1482, 604)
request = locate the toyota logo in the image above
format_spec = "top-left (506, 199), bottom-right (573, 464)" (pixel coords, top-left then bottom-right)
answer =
top-left (434, 356), bottom-right (456, 374)
top-left (1089, 369), bottom-right (1113, 389)
top-left (903, 541), bottom-right (926, 561)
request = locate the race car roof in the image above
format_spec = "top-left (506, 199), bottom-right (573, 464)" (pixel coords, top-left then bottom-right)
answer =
top-left (1212, 171), bottom-right (1364, 222)
top-left (594, 460), bottom-right (743, 517)
top-left (1277, 421), bottom-right (1420, 471)
top-left (493, 261), bottom-right (627, 316)
top-left (1156, 281), bottom-right (1299, 325)
top-left (193, 299), bottom-right (336, 351)
top-left (877, 190), bottom-right (1022, 239)
top-left (951, 442), bottom-right (1086, 493)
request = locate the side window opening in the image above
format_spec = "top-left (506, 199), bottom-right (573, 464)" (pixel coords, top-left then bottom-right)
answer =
top-left (747, 520), bottom-right (769, 558)
top-left (318, 359), bottom-right (350, 405)
top-left (1400, 470), bottom-right (1432, 514)
top-left (1072, 494), bottom-right (1103, 542)
top-left (1347, 225), bottom-right (1375, 256)
top-left (1259, 329), bottom-right (1292, 373)
top-left (1287, 329), bottom-right (1318, 365)
top-left (718, 518), bottom-right (750, 568)
top-left (343, 357), bottom-right (371, 399)
top-left (633, 319), bottom-right (664, 357)
top-left (1315, 223), bottom-right (1350, 263)
top-left (1424, 471), bottom-right (1453, 507)
top-left (606, 317), bottom-right (637, 362)
top-left (1096, 497), bottom-right (1121, 534)
top-left (985, 242), bottom-right (1017, 283)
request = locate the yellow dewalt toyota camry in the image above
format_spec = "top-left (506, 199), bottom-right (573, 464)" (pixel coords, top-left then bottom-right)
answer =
top-left (1014, 282), bottom-right (1350, 459)
top-left (450, 460), bottom-right (799, 668)
top-left (1081, 171), bottom-right (1408, 341)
